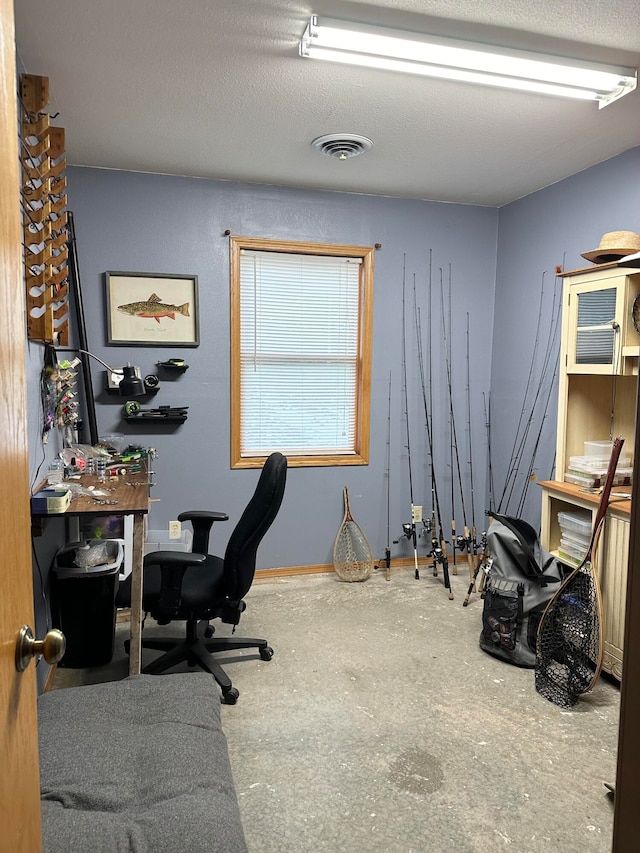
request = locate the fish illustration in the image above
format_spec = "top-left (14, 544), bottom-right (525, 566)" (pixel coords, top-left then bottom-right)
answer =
top-left (117, 293), bottom-right (190, 323)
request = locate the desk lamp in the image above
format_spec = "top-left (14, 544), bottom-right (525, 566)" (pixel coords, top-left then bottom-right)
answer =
top-left (55, 347), bottom-right (146, 396)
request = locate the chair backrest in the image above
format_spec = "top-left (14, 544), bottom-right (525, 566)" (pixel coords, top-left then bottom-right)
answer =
top-left (221, 452), bottom-right (287, 601)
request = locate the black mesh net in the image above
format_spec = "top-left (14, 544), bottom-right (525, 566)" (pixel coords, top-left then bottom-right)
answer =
top-left (535, 562), bottom-right (601, 708)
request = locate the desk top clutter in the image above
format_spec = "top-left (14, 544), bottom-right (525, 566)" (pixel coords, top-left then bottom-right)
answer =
top-left (31, 440), bottom-right (154, 676)
top-left (31, 439), bottom-right (153, 517)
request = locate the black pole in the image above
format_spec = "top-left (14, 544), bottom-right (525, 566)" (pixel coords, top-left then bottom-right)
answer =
top-left (66, 211), bottom-right (98, 445)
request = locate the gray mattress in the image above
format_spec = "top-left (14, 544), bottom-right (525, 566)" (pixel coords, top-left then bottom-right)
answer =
top-left (38, 673), bottom-right (247, 853)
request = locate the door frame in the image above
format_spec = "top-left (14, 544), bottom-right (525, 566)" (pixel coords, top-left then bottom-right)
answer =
top-left (0, 0), bottom-right (43, 849)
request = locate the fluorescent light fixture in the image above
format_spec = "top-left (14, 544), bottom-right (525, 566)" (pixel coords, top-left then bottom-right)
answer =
top-left (300, 16), bottom-right (637, 107)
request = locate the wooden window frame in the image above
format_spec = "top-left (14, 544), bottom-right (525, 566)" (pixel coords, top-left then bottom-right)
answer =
top-left (230, 236), bottom-right (374, 469)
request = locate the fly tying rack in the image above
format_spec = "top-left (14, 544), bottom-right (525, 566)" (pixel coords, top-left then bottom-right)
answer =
top-left (20, 73), bottom-right (69, 345)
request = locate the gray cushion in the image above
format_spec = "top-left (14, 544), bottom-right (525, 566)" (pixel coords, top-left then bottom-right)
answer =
top-left (38, 673), bottom-right (247, 853)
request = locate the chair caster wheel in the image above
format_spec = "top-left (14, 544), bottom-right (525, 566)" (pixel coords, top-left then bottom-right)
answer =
top-left (260, 646), bottom-right (274, 661)
top-left (223, 688), bottom-right (239, 705)
top-left (204, 625), bottom-right (214, 638)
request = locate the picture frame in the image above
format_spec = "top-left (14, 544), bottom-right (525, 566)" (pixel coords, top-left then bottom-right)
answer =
top-left (105, 271), bottom-right (200, 347)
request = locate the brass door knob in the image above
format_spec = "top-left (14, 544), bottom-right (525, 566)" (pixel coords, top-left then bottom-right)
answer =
top-left (15, 625), bottom-right (65, 672)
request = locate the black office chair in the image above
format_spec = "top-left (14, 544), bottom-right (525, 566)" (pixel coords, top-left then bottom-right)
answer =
top-left (117, 452), bottom-right (287, 704)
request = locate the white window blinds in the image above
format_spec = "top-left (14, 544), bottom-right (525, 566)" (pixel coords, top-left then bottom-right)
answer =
top-left (239, 249), bottom-right (361, 456)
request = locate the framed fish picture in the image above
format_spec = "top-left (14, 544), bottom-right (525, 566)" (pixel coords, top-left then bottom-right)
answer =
top-left (105, 271), bottom-right (199, 346)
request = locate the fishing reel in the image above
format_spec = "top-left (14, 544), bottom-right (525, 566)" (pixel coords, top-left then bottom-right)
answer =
top-left (419, 518), bottom-right (433, 540)
top-left (457, 529), bottom-right (479, 554)
top-left (430, 538), bottom-right (445, 562)
top-left (393, 523), bottom-right (414, 544)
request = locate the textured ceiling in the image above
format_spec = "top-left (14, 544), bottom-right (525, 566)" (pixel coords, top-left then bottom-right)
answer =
top-left (13, 0), bottom-right (640, 206)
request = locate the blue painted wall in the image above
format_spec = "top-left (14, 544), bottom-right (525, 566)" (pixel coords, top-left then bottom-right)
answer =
top-left (492, 146), bottom-right (640, 522)
top-left (40, 169), bottom-right (498, 571)
top-left (28, 147), bottom-right (639, 593)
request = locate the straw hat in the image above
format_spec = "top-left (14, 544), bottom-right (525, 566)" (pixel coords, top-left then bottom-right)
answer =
top-left (581, 231), bottom-right (640, 264)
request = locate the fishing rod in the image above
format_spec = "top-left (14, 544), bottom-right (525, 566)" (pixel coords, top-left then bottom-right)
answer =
top-left (383, 373), bottom-right (392, 581)
top-left (500, 272), bottom-right (562, 515)
top-left (506, 278), bottom-right (560, 510)
top-left (426, 252), bottom-right (438, 575)
top-left (497, 270), bottom-right (562, 514)
top-left (515, 351), bottom-right (560, 517)
top-left (471, 392), bottom-right (495, 602)
top-left (465, 314), bottom-right (477, 534)
top-left (497, 271), bottom-right (547, 512)
top-left (447, 267), bottom-right (458, 572)
top-left (483, 392), bottom-right (495, 515)
top-left (464, 312), bottom-right (481, 583)
top-left (514, 281), bottom-right (564, 517)
top-left (440, 267), bottom-right (474, 583)
top-left (393, 259), bottom-right (422, 580)
top-left (415, 283), bottom-right (453, 600)
top-left (462, 530), bottom-right (491, 607)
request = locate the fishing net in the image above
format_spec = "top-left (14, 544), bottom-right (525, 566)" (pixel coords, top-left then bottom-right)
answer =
top-left (333, 488), bottom-right (374, 582)
top-left (536, 438), bottom-right (622, 708)
top-left (535, 532), bottom-right (604, 708)
top-left (333, 522), bottom-right (374, 582)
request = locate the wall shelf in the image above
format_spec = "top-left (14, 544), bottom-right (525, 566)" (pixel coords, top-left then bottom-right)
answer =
top-left (157, 360), bottom-right (189, 372)
top-left (106, 387), bottom-right (159, 396)
top-left (122, 405), bottom-right (188, 424)
top-left (124, 414), bottom-right (187, 423)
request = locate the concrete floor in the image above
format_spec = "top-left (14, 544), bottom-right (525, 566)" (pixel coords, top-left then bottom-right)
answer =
top-left (53, 567), bottom-right (619, 852)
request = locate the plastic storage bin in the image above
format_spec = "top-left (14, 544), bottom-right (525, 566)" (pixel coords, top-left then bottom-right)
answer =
top-left (559, 537), bottom-right (588, 564)
top-left (144, 528), bottom-right (193, 555)
top-left (51, 539), bottom-right (124, 668)
top-left (583, 440), bottom-right (614, 459)
top-left (557, 509), bottom-right (592, 538)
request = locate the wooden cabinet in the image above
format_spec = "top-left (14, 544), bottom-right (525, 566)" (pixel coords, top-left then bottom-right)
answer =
top-left (555, 264), bottom-right (640, 478)
top-left (540, 261), bottom-right (640, 679)
top-left (563, 264), bottom-right (640, 375)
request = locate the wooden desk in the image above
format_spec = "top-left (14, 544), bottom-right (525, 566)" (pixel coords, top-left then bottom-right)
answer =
top-left (32, 468), bottom-right (150, 675)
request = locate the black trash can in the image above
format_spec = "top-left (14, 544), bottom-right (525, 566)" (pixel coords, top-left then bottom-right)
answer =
top-left (51, 539), bottom-right (124, 668)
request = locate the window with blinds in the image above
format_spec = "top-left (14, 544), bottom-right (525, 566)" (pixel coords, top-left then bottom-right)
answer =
top-left (230, 237), bottom-right (374, 468)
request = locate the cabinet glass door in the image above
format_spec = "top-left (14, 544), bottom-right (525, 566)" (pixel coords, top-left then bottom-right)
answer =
top-left (574, 287), bottom-right (617, 365)
top-left (566, 277), bottom-right (625, 374)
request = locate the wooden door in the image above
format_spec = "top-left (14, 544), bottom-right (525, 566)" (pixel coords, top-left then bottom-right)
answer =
top-left (0, 0), bottom-right (43, 849)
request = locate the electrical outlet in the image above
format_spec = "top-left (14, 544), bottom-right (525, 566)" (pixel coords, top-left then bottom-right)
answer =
top-left (411, 505), bottom-right (423, 524)
top-left (168, 520), bottom-right (181, 540)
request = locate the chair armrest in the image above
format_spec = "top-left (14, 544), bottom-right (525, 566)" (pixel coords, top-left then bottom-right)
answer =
top-left (178, 511), bottom-right (229, 523)
top-left (178, 511), bottom-right (230, 554)
top-left (143, 550), bottom-right (206, 569)
top-left (143, 551), bottom-right (207, 618)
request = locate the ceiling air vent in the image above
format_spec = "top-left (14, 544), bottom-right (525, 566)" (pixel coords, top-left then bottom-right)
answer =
top-left (311, 133), bottom-right (373, 160)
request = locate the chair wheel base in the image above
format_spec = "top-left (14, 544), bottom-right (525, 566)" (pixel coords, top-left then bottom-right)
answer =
top-left (222, 687), bottom-right (239, 705)
top-left (260, 645), bottom-right (274, 661)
